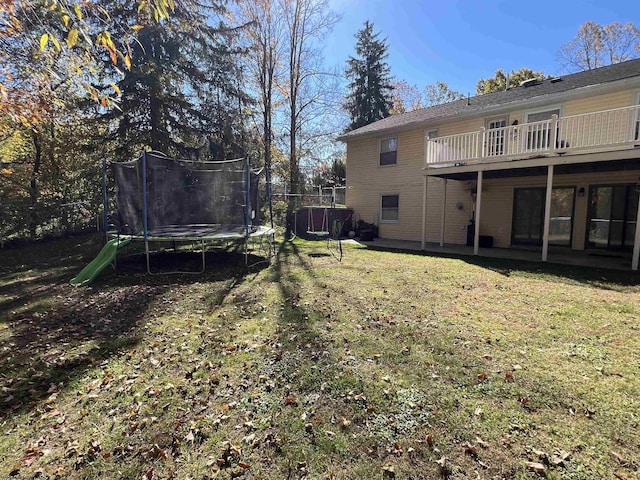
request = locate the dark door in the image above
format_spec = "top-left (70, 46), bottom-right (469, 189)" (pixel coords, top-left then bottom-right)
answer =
top-left (512, 188), bottom-right (545, 244)
top-left (587, 185), bottom-right (639, 249)
top-left (512, 187), bottom-right (575, 246)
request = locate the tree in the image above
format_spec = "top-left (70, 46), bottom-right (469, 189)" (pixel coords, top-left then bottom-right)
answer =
top-left (390, 80), bottom-right (422, 114)
top-left (558, 21), bottom-right (640, 72)
top-left (476, 67), bottom-right (546, 95)
top-left (311, 153), bottom-right (345, 187)
top-left (237, 0), bottom-right (285, 226)
top-left (0, 0), bottom-right (178, 120)
top-left (281, 0), bottom-right (339, 237)
top-left (424, 81), bottom-right (464, 106)
top-left (95, 0), bottom-right (250, 160)
top-left (344, 20), bottom-right (394, 130)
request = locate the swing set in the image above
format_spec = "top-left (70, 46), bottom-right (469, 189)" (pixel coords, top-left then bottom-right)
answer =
top-left (306, 206), bottom-right (344, 262)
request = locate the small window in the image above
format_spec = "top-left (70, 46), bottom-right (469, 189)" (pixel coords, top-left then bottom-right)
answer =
top-left (427, 130), bottom-right (438, 140)
top-left (634, 92), bottom-right (640, 141)
top-left (380, 137), bottom-right (397, 166)
top-left (381, 194), bottom-right (399, 222)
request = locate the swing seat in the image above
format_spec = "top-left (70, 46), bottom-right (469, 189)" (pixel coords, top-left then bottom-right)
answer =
top-left (307, 230), bottom-right (330, 236)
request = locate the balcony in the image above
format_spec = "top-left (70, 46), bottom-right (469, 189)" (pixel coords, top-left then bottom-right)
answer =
top-left (425, 104), bottom-right (640, 167)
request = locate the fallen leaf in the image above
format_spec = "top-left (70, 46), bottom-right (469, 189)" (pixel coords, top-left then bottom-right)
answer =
top-left (527, 461), bottom-right (545, 474)
top-left (462, 442), bottom-right (478, 457)
top-left (426, 434), bottom-right (434, 448)
top-left (477, 372), bottom-right (487, 382)
top-left (382, 462), bottom-right (395, 479)
top-left (475, 436), bottom-right (489, 448)
top-left (610, 451), bottom-right (627, 466)
top-left (551, 449), bottom-right (571, 466)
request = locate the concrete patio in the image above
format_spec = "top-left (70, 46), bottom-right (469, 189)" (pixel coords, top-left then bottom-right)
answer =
top-left (346, 238), bottom-right (636, 271)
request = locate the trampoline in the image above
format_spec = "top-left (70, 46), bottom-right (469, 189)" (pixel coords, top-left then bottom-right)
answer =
top-left (105, 151), bottom-right (275, 274)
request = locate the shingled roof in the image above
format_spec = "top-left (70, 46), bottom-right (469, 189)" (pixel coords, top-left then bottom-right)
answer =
top-left (337, 58), bottom-right (640, 141)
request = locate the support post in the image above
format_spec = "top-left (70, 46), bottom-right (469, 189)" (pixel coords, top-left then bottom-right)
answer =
top-left (550, 114), bottom-right (559, 153)
top-left (474, 171), bottom-right (483, 255)
top-left (101, 157), bottom-right (108, 243)
top-left (421, 175), bottom-right (428, 250)
top-left (245, 156), bottom-right (251, 266)
top-left (142, 151), bottom-right (150, 273)
top-left (440, 179), bottom-right (447, 247)
top-left (542, 165), bottom-right (554, 262)
top-left (632, 190), bottom-right (640, 270)
top-left (265, 160), bottom-right (274, 229)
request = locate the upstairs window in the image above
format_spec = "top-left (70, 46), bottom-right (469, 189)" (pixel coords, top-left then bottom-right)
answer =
top-left (380, 137), bottom-right (397, 166)
top-left (525, 107), bottom-right (561, 150)
top-left (634, 92), bottom-right (640, 141)
top-left (381, 194), bottom-right (399, 222)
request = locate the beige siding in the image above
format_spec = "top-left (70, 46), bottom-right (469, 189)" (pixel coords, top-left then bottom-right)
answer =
top-left (563, 90), bottom-right (634, 116)
top-left (346, 130), bottom-right (425, 241)
top-left (345, 86), bottom-right (640, 247)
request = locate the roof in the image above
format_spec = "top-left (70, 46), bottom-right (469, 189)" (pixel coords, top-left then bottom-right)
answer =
top-left (337, 58), bottom-right (640, 141)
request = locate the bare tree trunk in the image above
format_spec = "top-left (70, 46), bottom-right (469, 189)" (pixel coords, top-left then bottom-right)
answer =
top-left (29, 131), bottom-right (42, 240)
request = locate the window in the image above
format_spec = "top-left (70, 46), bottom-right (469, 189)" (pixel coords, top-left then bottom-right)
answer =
top-left (380, 137), bottom-right (397, 166)
top-left (634, 92), bottom-right (640, 141)
top-left (381, 195), bottom-right (399, 222)
top-left (525, 107), bottom-right (561, 150)
top-left (427, 130), bottom-right (438, 140)
top-left (485, 117), bottom-right (507, 156)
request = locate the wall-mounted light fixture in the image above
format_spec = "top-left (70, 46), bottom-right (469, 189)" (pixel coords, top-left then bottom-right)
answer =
top-left (578, 187), bottom-right (585, 197)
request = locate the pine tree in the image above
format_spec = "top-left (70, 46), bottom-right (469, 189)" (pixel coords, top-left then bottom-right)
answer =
top-left (345, 21), bottom-right (394, 131)
top-left (96, 1), bottom-right (250, 160)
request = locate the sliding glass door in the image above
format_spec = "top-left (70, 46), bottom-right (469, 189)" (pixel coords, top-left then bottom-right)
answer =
top-left (512, 187), bottom-right (575, 246)
top-left (587, 185), bottom-right (639, 249)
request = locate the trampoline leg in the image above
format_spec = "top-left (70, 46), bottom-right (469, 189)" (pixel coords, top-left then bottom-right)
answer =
top-left (202, 239), bottom-right (206, 272)
top-left (145, 240), bottom-right (151, 274)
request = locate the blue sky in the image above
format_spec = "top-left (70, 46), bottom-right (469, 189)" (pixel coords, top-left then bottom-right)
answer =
top-left (325, 0), bottom-right (640, 95)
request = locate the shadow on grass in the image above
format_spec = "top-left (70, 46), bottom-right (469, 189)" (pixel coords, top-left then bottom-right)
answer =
top-left (0, 233), bottom-right (267, 417)
top-left (359, 243), bottom-right (640, 291)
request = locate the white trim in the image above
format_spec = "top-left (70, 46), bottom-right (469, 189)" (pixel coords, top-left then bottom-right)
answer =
top-left (378, 136), bottom-right (398, 167)
top-left (632, 190), bottom-right (640, 270)
top-left (542, 165), bottom-right (554, 261)
top-left (485, 115), bottom-right (509, 129)
top-left (380, 193), bottom-right (400, 223)
top-left (474, 171), bottom-right (482, 255)
top-left (423, 147), bottom-right (640, 177)
top-left (524, 104), bottom-right (563, 122)
top-left (440, 179), bottom-right (447, 246)
top-left (421, 177), bottom-right (427, 249)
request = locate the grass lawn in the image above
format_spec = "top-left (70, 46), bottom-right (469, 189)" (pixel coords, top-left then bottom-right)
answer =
top-left (1, 234), bottom-right (639, 479)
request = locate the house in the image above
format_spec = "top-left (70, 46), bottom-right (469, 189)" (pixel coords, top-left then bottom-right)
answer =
top-left (337, 59), bottom-right (640, 270)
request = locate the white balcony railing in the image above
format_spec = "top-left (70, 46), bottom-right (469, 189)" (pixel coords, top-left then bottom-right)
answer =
top-left (425, 104), bottom-right (640, 167)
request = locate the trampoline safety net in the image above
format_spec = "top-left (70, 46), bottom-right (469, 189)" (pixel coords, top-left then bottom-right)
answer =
top-left (111, 152), bottom-right (260, 236)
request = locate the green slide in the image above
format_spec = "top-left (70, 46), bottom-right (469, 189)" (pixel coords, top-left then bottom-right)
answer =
top-left (70, 238), bottom-right (132, 287)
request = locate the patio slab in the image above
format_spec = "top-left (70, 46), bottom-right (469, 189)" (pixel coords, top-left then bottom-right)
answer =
top-left (344, 238), bottom-right (635, 271)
